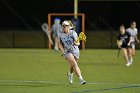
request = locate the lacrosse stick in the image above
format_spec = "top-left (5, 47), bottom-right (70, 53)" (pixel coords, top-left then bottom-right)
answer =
top-left (61, 32), bottom-right (86, 56)
top-left (117, 48), bottom-right (121, 58)
top-left (117, 40), bottom-right (122, 58)
top-left (41, 23), bottom-right (53, 45)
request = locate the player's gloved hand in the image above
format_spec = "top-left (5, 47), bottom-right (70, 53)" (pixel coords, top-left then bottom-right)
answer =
top-left (117, 41), bottom-right (122, 48)
top-left (137, 39), bottom-right (140, 43)
top-left (127, 42), bottom-right (131, 46)
top-left (118, 45), bottom-right (121, 49)
top-left (74, 42), bottom-right (80, 46)
top-left (61, 51), bottom-right (66, 56)
top-left (74, 40), bottom-right (80, 46)
top-left (61, 52), bottom-right (64, 56)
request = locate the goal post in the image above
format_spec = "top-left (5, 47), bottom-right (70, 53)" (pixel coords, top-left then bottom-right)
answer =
top-left (48, 13), bottom-right (85, 50)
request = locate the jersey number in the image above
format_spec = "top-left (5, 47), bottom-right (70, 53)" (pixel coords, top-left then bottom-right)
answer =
top-left (66, 40), bottom-right (72, 46)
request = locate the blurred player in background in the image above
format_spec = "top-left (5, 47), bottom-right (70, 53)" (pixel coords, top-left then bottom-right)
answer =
top-left (117, 25), bottom-right (133, 66)
top-left (126, 21), bottom-right (139, 62)
top-left (51, 18), bottom-right (62, 51)
top-left (58, 20), bottom-right (86, 85)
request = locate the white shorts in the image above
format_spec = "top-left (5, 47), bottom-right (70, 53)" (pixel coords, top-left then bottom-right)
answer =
top-left (64, 51), bottom-right (80, 59)
top-left (130, 42), bottom-right (135, 49)
top-left (131, 44), bottom-right (135, 49)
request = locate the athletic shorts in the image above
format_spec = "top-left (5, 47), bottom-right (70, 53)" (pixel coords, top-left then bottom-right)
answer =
top-left (64, 51), bottom-right (80, 59)
top-left (121, 45), bottom-right (128, 48)
top-left (53, 32), bottom-right (58, 38)
top-left (122, 42), bottom-right (135, 49)
top-left (130, 42), bottom-right (135, 49)
top-left (121, 43), bottom-right (132, 49)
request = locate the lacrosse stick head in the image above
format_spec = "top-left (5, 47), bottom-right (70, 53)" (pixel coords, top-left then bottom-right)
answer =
top-left (78, 32), bottom-right (86, 41)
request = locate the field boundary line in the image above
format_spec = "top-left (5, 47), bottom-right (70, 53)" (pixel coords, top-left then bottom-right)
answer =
top-left (0, 80), bottom-right (140, 86)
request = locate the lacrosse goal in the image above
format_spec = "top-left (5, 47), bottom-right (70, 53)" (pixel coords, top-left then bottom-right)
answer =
top-left (48, 13), bottom-right (85, 50)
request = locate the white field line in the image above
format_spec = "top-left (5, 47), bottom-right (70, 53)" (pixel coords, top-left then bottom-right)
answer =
top-left (0, 80), bottom-right (140, 86)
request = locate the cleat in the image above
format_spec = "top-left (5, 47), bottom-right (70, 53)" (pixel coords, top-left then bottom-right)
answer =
top-left (126, 62), bottom-right (132, 66)
top-left (80, 80), bottom-right (86, 85)
top-left (67, 72), bottom-right (73, 84)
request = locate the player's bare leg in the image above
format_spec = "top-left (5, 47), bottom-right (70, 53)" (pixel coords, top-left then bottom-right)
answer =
top-left (132, 48), bottom-right (135, 56)
top-left (67, 61), bottom-right (74, 84)
top-left (122, 48), bottom-right (131, 66)
top-left (54, 37), bottom-right (59, 51)
top-left (67, 53), bottom-right (86, 85)
top-left (128, 48), bottom-right (133, 64)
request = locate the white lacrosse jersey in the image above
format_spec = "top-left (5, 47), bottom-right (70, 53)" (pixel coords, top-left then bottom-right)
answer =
top-left (52, 24), bottom-right (62, 37)
top-left (126, 28), bottom-right (138, 42)
top-left (59, 30), bottom-right (80, 59)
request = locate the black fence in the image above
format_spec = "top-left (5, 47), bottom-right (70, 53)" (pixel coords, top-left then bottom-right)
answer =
top-left (0, 30), bottom-right (139, 49)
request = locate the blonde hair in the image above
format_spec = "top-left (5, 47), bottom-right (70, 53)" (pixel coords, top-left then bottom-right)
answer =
top-left (67, 20), bottom-right (75, 30)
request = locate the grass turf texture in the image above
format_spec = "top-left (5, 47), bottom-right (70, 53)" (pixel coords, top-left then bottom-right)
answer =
top-left (0, 49), bottom-right (140, 93)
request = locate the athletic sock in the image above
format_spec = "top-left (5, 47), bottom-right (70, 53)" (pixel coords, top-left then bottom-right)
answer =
top-left (130, 57), bottom-right (133, 63)
top-left (79, 75), bottom-right (84, 81)
top-left (68, 72), bottom-right (73, 76)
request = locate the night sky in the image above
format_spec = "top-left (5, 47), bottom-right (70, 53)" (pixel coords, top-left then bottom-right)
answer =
top-left (0, 0), bottom-right (140, 30)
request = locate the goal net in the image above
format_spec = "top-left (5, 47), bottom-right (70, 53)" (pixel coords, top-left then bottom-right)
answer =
top-left (48, 13), bottom-right (85, 50)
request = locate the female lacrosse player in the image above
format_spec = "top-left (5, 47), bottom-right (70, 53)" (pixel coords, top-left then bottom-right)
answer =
top-left (58, 20), bottom-right (86, 85)
top-left (52, 18), bottom-right (62, 51)
top-left (117, 25), bottom-right (133, 66)
top-left (126, 21), bottom-right (139, 62)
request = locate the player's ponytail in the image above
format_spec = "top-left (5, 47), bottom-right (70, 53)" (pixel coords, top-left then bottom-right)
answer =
top-left (67, 20), bottom-right (75, 30)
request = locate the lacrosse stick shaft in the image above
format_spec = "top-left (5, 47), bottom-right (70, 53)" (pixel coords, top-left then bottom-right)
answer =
top-left (61, 44), bottom-right (73, 56)
top-left (117, 48), bottom-right (121, 58)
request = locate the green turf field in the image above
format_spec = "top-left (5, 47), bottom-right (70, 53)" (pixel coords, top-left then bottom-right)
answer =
top-left (0, 49), bottom-right (140, 93)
